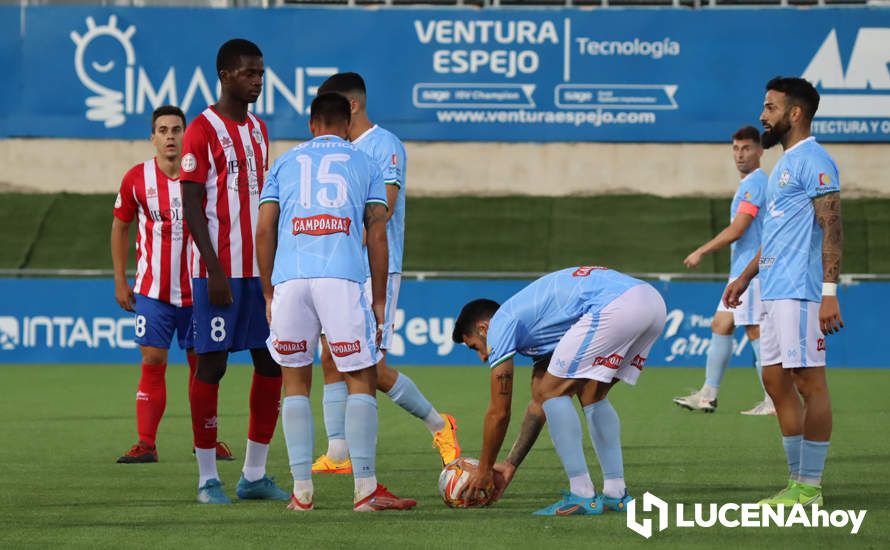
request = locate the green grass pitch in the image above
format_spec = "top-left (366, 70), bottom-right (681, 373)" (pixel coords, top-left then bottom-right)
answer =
top-left (0, 364), bottom-right (887, 549)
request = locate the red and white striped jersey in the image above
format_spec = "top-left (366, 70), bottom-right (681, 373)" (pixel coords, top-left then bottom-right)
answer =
top-left (179, 106), bottom-right (268, 279)
top-left (113, 159), bottom-right (192, 307)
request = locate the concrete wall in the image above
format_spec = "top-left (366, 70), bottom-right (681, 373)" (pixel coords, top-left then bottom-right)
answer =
top-left (1, 139), bottom-right (887, 197)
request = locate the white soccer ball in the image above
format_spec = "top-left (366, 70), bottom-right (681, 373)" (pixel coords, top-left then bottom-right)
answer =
top-left (438, 457), bottom-right (489, 508)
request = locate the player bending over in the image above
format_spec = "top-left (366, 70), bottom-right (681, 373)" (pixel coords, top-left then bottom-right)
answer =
top-left (674, 126), bottom-right (773, 415)
top-left (725, 77), bottom-right (843, 507)
top-left (256, 93), bottom-right (416, 512)
top-left (180, 39), bottom-right (288, 504)
top-left (111, 105), bottom-right (233, 464)
top-left (310, 72), bottom-right (459, 475)
top-left (454, 266), bottom-right (666, 516)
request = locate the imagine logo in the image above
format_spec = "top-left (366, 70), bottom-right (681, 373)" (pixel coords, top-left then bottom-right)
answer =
top-left (69, 15), bottom-right (337, 129)
top-left (0, 316), bottom-right (20, 350)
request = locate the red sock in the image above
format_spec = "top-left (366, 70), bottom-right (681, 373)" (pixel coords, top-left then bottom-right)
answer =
top-left (189, 377), bottom-right (219, 449)
top-left (187, 353), bottom-right (198, 394)
top-left (248, 372), bottom-right (282, 444)
top-left (136, 363), bottom-right (167, 447)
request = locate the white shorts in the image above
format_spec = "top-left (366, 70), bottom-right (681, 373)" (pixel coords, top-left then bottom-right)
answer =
top-left (760, 299), bottom-right (826, 369)
top-left (716, 277), bottom-right (762, 326)
top-left (363, 273), bottom-right (401, 351)
top-left (547, 284), bottom-right (667, 385)
top-left (267, 278), bottom-right (381, 372)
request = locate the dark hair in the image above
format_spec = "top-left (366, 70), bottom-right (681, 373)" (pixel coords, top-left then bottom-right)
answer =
top-left (318, 72), bottom-right (367, 98)
top-left (216, 38), bottom-right (262, 73)
top-left (452, 299), bottom-right (501, 344)
top-left (151, 105), bottom-right (186, 132)
top-left (766, 77), bottom-right (820, 121)
top-left (732, 125), bottom-right (760, 144)
top-left (310, 93), bottom-right (351, 127)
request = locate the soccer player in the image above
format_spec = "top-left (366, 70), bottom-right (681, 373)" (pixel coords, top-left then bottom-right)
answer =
top-left (309, 72), bottom-right (459, 475)
top-left (256, 92), bottom-right (416, 512)
top-left (453, 266), bottom-right (667, 515)
top-left (673, 126), bottom-right (774, 415)
top-left (180, 39), bottom-right (288, 504)
top-left (725, 77), bottom-right (843, 507)
top-left (111, 105), bottom-right (233, 464)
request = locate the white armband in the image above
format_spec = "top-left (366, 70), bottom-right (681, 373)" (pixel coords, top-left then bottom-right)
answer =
top-left (822, 283), bottom-right (837, 297)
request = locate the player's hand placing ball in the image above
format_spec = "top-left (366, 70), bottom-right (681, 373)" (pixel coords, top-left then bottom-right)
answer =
top-left (490, 461), bottom-right (515, 502)
top-left (461, 467), bottom-right (495, 506)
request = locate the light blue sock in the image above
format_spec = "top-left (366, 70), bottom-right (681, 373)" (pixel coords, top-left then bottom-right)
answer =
top-left (345, 393), bottom-right (378, 479)
top-left (751, 338), bottom-right (767, 393)
top-left (782, 434), bottom-right (803, 479)
top-left (542, 396), bottom-right (590, 480)
top-left (705, 333), bottom-right (734, 389)
top-left (583, 399), bottom-right (624, 481)
top-left (799, 439), bottom-right (830, 486)
top-left (322, 382), bottom-right (347, 440)
top-left (386, 373), bottom-right (433, 420)
top-left (282, 395), bottom-right (313, 482)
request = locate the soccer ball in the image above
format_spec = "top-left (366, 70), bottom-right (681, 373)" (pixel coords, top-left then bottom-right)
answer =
top-left (438, 457), bottom-right (490, 508)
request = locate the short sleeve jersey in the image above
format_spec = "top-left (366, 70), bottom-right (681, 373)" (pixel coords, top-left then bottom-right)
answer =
top-left (729, 168), bottom-right (768, 278)
top-left (486, 267), bottom-right (645, 368)
top-left (259, 135), bottom-right (387, 285)
top-left (179, 106), bottom-right (268, 279)
top-left (113, 159), bottom-right (192, 307)
top-left (353, 125), bottom-right (407, 275)
top-left (760, 137), bottom-right (840, 302)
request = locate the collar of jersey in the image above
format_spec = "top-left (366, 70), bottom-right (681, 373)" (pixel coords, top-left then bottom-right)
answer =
top-left (784, 135), bottom-right (815, 154)
top-left (352, 125), bottom-right (378, 145)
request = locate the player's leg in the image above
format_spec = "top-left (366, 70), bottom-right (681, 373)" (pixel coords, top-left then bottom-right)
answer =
top-left (235, 277), bottom-right (287, 501)
top-left (189, 277), bottom-right (235, 504)
top-left (315, 278), bottom-right (415, 511)
top-left (673, 304), bottom-right (734, 412)
top-left (118, 295), bottom-right (174, 464)
top-left (739, 278), bottom-right (774, 415)
top-left (312, 335), bottom-right (352, 474)
top-left (581, 283), bottom-right (666, 512)
top-left (266, 279), bottom-right (321, 510)
top-left (369, 275), bottom-right (459, 464)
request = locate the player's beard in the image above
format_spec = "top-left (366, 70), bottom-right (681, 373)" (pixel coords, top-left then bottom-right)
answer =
top-left (761, 113), bottom-right (791, 149)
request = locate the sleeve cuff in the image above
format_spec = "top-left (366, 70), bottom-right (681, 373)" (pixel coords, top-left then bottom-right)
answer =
top-left (489, 351), bottom-right (516, 369)
top-left (384, 180), bottom-right (402, 188)
top-left (259, 197), bottom-right (279, 205)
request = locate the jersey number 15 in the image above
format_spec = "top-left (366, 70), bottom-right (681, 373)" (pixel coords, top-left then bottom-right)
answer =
top-left (296, 153), bottom-right (350, 209)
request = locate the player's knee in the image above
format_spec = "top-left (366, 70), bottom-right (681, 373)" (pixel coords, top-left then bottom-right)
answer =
top-left (791, 370), bottom-right (828, 399)
top-left (140, 346), bottom-right (168, 366)
top-left (250, 348), bottom-right (282, 377)
top-left (375, 362), bottom-right (398, 392)
top-left (745, 325), bottom-right (760, 341)
top-left (711, 314), bottom-right (734, 335)
top-left (195, 351), bottom-right (227, 384)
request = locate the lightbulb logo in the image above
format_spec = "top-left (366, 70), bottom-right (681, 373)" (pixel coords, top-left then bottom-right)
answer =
top-left (70, 15), bottom-right (136, 128)
top-left (0, 317), bottom-right (20, 351)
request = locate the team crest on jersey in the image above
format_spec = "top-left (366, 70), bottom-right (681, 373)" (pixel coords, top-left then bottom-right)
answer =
top-left (778, 169), bottom-right (791, 187)
top-left (744, 191), bottom-right (751, 200)
top-left (146, 187), bottom-right (157, 198)
top-left (292, 214), bottom-right (351, 236)
top-left (330, 340), bottom-right (361, 357)
top-left (171, 197), bottom-right (181, 209)
top-left (181, 153), bottom-right (197, 173)
top-left (273, 340), bottom-right (307, 355)
top-left (251, 127), bottom-right (263, 144)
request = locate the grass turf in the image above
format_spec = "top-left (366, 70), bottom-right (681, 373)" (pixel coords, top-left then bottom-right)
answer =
top-left (0, 365), bottom-right (887, 549)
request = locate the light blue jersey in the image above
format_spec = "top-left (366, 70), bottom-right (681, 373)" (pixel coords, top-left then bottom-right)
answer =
top-left (260, 135), bottom-right (387, 285)
top-left (729, 168), bottom-right (767, 278)
top-left (354, 125), bottom-right (406, 275)
top-left (760, 137), bottom-right (840, 302)
top-left (486, 267), bottom-right (645, 368)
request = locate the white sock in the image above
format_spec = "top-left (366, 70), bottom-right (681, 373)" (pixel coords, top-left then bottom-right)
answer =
top-left (423, 408), bottom-right (446, 434)
top-left (700, 384), bottom-right (718, 400)
top-left (569, 474), bottom-right (596, 498)
top-left (603, 478), bottom-right (627, 499)
top-left (326, 438), bottom-right (349, 463)
top-left (354, 476), bottom-right (378, 501)
top-left (242, 439), bottom-right (269, 482)
top-left (293, 479), bottom-right (313, 501)
top-left (196, 447), bottom-right (218, 488)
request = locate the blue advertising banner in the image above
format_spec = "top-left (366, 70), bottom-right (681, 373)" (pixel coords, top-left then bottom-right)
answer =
top-left (2, 6), bottom-right (889, 142)
top-left (0, 278), bottom-right (886, 367)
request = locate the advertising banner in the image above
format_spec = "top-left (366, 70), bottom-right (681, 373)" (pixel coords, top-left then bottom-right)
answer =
top-left (0, 278), bottom-right (885, 367)
top-left (2, 6), bottom-right (889, 142)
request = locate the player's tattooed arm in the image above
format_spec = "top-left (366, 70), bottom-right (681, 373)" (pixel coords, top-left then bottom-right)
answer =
top-left (496, 372), bottom-right (513, 396)
top-left (813, 191), bottom-right (843, 283)
top-left (364, 202), bottom-right (390, 332)
top-left (505, 404), bottom-right (545, 468)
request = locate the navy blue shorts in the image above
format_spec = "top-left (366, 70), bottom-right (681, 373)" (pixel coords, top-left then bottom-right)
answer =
top-left (191, 277), bottom-right (269, 354)
top-left (133, 294), bottom-right (193, 350)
